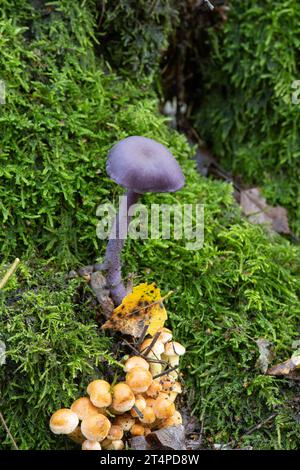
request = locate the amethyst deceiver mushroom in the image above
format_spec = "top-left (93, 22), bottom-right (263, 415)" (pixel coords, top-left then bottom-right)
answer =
top-left (101, 136), bottom-right (185, 306)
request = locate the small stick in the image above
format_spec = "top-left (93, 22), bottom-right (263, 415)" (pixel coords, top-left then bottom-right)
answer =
top-left (132, 405), bottom-right (144, 420)
top-left (140, 332), bottom-right (161, 358)
top-left (135, 325), bottom-right (149, 349)
top-left (153, 365), bottom-right (179, 380)
top-left (0, 411), bottom-right (18, 450)
top-left (0, 258), bottom-right (20, 290)
top-left (121, 339), bottom-right (141, 356)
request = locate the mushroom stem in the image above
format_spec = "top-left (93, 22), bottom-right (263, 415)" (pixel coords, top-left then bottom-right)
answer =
top-left (104, 189), bottom-right (139, 305)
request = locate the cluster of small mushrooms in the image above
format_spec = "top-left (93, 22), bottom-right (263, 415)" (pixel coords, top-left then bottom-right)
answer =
top-left (49, 327), bottom-right (186, 450)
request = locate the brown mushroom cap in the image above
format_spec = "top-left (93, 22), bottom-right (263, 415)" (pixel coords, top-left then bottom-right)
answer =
top-left (140, 338), bottom-right (164, 357)
top-left (124, 356), bottom-right (150, 372)
top-left (130, 424), bottom-right (146, 436)
top-left (161, 410), bottom-right (183, 428)
top-left (71, 397), bottom-right (100, 420)
top-left (81, 413), bottom-right (111, 442)
top-left (157, 327), bottom-right (173, 344)
top-left (146, 380), bottom-right (163, 398)
top-left (87, 380), bottom-right (112, 408)
top-left (107, 425), bottom-right (124, 441)
top-left (112, 382), bottom-right (135, 413)
top-left (126, 367), bottom-right (153, 393)
top-left (131, 395), bottom-right (147, 418)
top-left (113, 413), bottom-right (135, 431)
top-left (49, 408), bottom-right (79, 435)
top-left (139, 406), bottom-right (156, 425)
top-left (153, 393), bottom-right (176, 419)
top-left (164, 341), bottom-right (186, 358)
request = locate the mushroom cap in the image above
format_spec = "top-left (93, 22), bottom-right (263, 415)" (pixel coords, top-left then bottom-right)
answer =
top-left (111, 382), bottom-right (135, 413)
top-left (82, 440), bottom-right (102, 450)
top-left (107, 424), bottom-right (124, 441)
top-left (164, 341), bottom-right (186, 357)
top-left (131, 395), bottom-right (147, 417)
top-left (113, 413), bottom-right (135, 431)
top-left (124, 356), bottom-right (150, 372)
top-left (125, 367), bottom-right (153, 393)
top-left (157, 327), bottom-right (173, 344)
top-left (49, 408), bottom-right (79, 435)
top-left (139, 406), bottom-right (156, 425)
top-left (153, 393), bottom-right (176, 419)
top-left (140, 338), bottom-right (164, 357)
top-left (81, 413), bottom-right (111, 442)
top-left (71, 397), bottom-right (100, 420)
top-left (130, 423), bottom-right (146, 436)
top-left (161, 410), bottom-right (183, 428)
top-left (107, 136), bottom-right (185, 194)
top-left (87, 380), bottom-right (112, 408)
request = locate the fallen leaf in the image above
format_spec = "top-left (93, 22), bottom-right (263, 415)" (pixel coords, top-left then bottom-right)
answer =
top-left (255, 338), bottom-right (274, 374)
top-left (102, 282), bottom-right (168, 338)
top-left (240, 188), bottom-right (290, 235)
top-left (145, 425), bottom-right (186, 450)
top-left (130, 436), bottom-right (150, 450)
top-left (266, 352), bottom-right (300, 379)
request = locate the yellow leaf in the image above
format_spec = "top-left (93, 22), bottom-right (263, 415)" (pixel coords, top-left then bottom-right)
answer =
top-left (102, 282), bottom-right (168, 338)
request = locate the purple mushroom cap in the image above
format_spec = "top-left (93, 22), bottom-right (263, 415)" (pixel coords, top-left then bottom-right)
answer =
top-left (106, 136), bottom-right (185, 194)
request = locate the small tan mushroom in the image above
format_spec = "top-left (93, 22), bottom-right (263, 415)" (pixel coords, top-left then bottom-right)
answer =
top-left (130, 423), bottom-right (146, 436)
top-left (146, 380), bottom-right (162, 398)
top-left (157, 327), bottom-right (173, 344)
top-left (87, 380), bottom-right (112, 408)
top-left (124, 356), bottom-right (149, 372)
top-left (107, 425), bottom-right (124, 441)
top-left (81, 413), bottom-right (111, 442)
top-left (113, 413), bottom-right (135, 431)
top-left (111, 382), bottom-right (135, 413)
top-left (82, 440), bottom-right (102, 450)
top-left (71, 397), bottom-right (100, 420)
top-left (139, 406), bottom-right (156, 425)
top-left (140, 338), bottom-right (164, 377)
top-left (131, 395), bottom-right (147, 418)
top-left (162, 341), bottom-right (186, 378)
top-left (49, 408), bottom-right (79, 436)
top-left (126, 367), bottom-right (153, 393)
top-left (161, 410), bottom-right (183, 428)
top-left (153, 393), bottom-right (176, 420)
top-left (102, 439), bottom-right (124, 450)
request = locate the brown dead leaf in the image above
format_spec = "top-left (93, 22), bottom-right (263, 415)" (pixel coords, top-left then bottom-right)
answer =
top-left (266, 353), bottom-right (300, 379)
top-left (102, 282), bottom-right (168, 338)
top-left (240, 188), bottom-right (290, 235)
top-left (145, 425), bottom-right (186, 450)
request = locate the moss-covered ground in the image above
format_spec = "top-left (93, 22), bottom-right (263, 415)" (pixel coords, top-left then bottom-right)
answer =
top-left (0, 0), bottom-right (300, 450)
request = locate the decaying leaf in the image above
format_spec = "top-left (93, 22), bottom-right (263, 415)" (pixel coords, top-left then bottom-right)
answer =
top-left (146, 425), bottom-right (186, 450)
top-left (240, 188), bottom-right (290, 235)
top-left (131, 425), bottom-right (186, 450)
top-left (255, 338), bottom-right (274, 374)
top-left (266, 352), bottom-right (300, 380)
top-left (102, 282), bottom-right (168, 338)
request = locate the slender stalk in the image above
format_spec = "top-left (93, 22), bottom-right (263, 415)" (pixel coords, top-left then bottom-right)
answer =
top-left (0, 258), bottom-right (20, 290)
top-left (104, 190), bottom-right (139, 305)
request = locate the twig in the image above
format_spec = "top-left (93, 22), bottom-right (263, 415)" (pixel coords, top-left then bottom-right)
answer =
top-left (140, 332), bottom-right (161, 358)
top-left (135, 325), bottom-right (149, 349)
top-left (153, 365), bottom-right (179, 379)
top-left (0, 411), bottom-right (18, 450)
top-left (132, 405), bottom-right (144, 420)
top-left (0, 258), bottom-right (20, 290)
top-left (231, 412), bottom-right (277, 448)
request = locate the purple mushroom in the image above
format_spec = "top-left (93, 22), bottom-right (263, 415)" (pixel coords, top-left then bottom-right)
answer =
top-left (100, 136), bottom-right (185, 306)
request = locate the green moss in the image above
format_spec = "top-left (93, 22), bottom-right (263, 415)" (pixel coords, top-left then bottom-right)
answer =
top-left (195, 0), bottom-right (300, 236)
top-left (0, 0), bottom-right (300, 451)
top-left (0, 260), bottom-right (117, 450)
